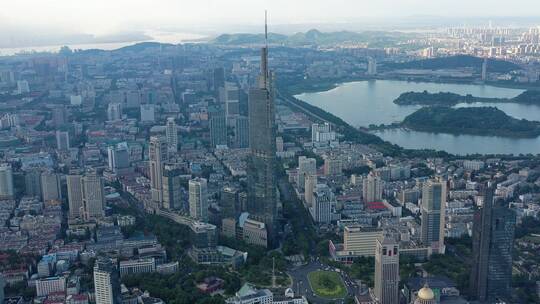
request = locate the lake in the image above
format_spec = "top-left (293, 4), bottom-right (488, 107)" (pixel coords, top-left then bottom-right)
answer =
top-left (295, 80), bottom-right (540, 155)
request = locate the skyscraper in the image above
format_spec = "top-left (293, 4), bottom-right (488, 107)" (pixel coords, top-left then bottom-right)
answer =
top-left (209, 107), bottom-right (227, 147)
top-left (304, 174), bottom-right (317, 207)
top-left (469, 186), bottom-right (516, 303)
top-left (107, 143), bottom-right (130, 173)
top-left (162, 165), bottom-right (182, 210)
top-left (363, 173), bottom-right (383, 203)
top-left (0, 163), bottom-right (14, 200)
top-left (165, 117), bottom-right (178, 153)
top-left (149, 136), bottom-right (168, 203)
top-left (235, 115), bottom-right (249, 148)
top-left (221, 186), bottom-right (238, 219)
top-left (374, 233), bottom-right (400, 304)
top-left (82, 173), bottom-right (105, 220)
top-left (67, 174), bottom-right (83, 219)
top-left (189, 178), bottom-right (208, 221)
top-left (420, 178), bottom-right (446, 253)
top-left (247, 13), bottom-right (279, 245)
top-left (93, 257), bottom-right (121, 304)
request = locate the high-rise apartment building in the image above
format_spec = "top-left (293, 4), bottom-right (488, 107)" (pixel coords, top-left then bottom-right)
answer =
top-left (149, 136), bottom-right (168, 203)
top-left (304, 174), bottom-right (317, 207)
top-left (363, 173), bottom-right (383, 203)
top-left (25, 169), bottom-right (42, 199)
top-left (311, 184), bottom-right (334, 224)
top-left (247, 17), bottom-right (279, 246)
top-left (189, 178), bottom-right (208, 222)
top-left (41, 171), bottom-right (62, 202)
top-left (221, 186), bottom-right (238, 219)
top-left (165, 117), bottom-right (178, 153)
top-left (374, 233), bottom-right (400, 304)
top-left (94, 258), bottom-right (121, 304)
top-left (298, 156), bottom-right (317, 191)
top-left (0, 163), bottom-right (14, 200)
top-left (470, 186), bottom-right (516, 303)
top-left (420, 179), bottom-right (447, 253)
top-left (82, 173), bottom-right (105, 220)
top-left (67, 174), bottom-right (84, 219)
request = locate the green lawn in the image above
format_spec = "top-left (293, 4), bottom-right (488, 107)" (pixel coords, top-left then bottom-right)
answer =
top-left (307, 271), bottom-right (347, 299)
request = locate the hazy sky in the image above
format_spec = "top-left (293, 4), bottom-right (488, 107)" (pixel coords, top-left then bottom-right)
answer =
top-left (2, 0), bottom-right (540, 35)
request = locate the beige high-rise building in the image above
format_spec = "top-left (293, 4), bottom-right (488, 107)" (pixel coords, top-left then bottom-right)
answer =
top-left (82, 173), bottom-right (105, 220)
top-left (421, 178), bottom-right (447, 253)
top-left (189, 178), bottom-right (208, 221)
top-left (0, 163), bottom-right (14, 200)
top-left (324, 158), bottom-right (342, 176)
top-left (374, 233), bottom-right (400, 304)
top-left (149, 136), bottom-right (168, 203)
top-left (363, 173), bottom-right (383, 203)
top-left (67, 175), bottom-right (84, 219)
top-left (343, 226), bottom-right (383, 257)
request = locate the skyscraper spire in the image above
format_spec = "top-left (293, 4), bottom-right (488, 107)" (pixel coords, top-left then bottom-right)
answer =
top-left (260, 11), bottom-right (269, 88)
top-left (265, 10), bottom-right (268, 45)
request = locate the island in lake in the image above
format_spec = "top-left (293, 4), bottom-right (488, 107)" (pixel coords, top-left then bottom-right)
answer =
top-left (394, 89), bottom-right (540, 106)
top-left (402, 106), bottom-right (540, 138)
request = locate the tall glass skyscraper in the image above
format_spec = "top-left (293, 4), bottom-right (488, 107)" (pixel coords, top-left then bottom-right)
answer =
top-left (247, 14), bottom-right (278, 246)
top-left (470, 186), bottom-right (516, 303)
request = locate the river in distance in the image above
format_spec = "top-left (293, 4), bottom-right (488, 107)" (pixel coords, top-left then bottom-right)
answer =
top-left (295, 80), bottom-right (540, 155)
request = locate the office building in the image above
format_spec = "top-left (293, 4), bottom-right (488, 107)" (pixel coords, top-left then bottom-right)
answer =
top-left (94, 258), bottom-right (121, 304)
top-left (210, 108), bottom-right (227, 147)
top-left (234, 116), bottom-right (249, 148)
top-left (25, 169), bottom-right (42, 199)
top-left (107, 143), bottom-right (130, 173)
top-left (374, 234), bottom-right (399, 304)
top-left (36, 276), bottom-right (66, 297)
top-left (140, 104), bottom-right (155, 122)
top-left (67, 174), bottom-right (84, 219)
top-left (82, 173), bottom-right (105, 220)
top-left (304, 174), bottom-right (317, 207)
top-left (470, 186), bottom-right (516, 303)
top-left (221, 186), bottom-right (238, 219)
top-left (107, 103), bottom-right (122, 121)
top-left (149, 136), bottom-right (168, 203)
top-left (190, 221), bottom-right (218, 249)
top-left (119, 258), bottom-right (156, 277)
top-left (297, 156), bottom-right (316, 191)
top-left (41, 171), bottom-right (62, 202)
top-left (165, 117), bottom-right (178, 153)
top-left (420, 179), bottom-right (446, 253)
top-left (56, 131), bottom-right (70, 151)
top-left (311, 184), bottom-right (334, 224)
top-left (219, 82), bottom-right (240, 122)
top-left (363, 173), bottom-right (383, 203)
top-left (0, 163), bottom-right (14, 200)
top-left (162, 165), bottom-right (182, 210)
top-left (343, 226), bottom-right (383, 257)
top-left (189, 178), bottom-right (208, 222)
top-left (213, 67), bottom-right (225, 92)
top-left (242, 218), bottom-right (268, 248)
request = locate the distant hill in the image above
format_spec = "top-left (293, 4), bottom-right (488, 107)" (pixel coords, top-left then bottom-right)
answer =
top-left (211, 29), bottom-right (415, 47)
top-left (383, 55), bottom-right (521, 73)
top-left (403, 106), bottom-right (540, 137)
top-left (114, 42), bottom-right (174, 52)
